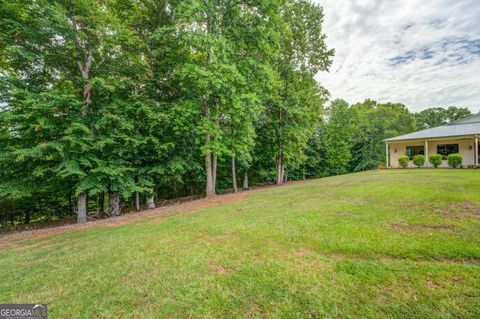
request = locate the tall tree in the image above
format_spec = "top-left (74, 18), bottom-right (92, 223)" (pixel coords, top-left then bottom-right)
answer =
top-left (156, 0), bottom-right (282, 196)
top-left (266, 0), bottom-right (333, 185)
top-left (324, 99), bottom-right (355, 175)
top-left (0, 0), bottom-right (155, 223)
top-left (0, 0), bottom-right (342, 227)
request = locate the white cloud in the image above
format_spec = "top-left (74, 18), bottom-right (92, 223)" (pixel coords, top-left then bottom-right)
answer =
top-left (314, 0), bottom-right (480, 112)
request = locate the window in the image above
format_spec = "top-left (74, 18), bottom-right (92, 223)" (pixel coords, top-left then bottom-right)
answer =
top-left (437, 144), bottom-right (459, 159)
top-left (406, 146), bottom-right (424, 159)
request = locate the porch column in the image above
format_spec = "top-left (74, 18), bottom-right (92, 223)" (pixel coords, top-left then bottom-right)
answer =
top-left (385, 142), bottom-right (389, 167)
top-left (424, 140), bottom-right (429, 167)
top-left (475, 136), bottom-right (478, 165)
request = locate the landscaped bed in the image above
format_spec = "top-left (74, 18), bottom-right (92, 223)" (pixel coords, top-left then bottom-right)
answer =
top-left (1, 170), bottom-right (479, 318)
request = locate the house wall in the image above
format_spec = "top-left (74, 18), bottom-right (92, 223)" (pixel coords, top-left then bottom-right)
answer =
top-left (388, 138), bottom-right (475, 168)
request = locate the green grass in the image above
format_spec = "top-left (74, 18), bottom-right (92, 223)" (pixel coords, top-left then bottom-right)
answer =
top-left (1, 170), bottom-right (480, 318)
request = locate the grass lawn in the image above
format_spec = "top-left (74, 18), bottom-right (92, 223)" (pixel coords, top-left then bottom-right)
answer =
top-left (1, 169), bottom-right (480, 318)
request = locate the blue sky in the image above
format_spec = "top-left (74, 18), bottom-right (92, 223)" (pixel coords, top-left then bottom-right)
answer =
top-left (314, 0), bottom-right (480, 112)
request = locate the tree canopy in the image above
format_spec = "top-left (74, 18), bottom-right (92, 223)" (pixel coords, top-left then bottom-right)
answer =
top-left (414, 106), bottom-right (471, 130)
top-left (0, 0), bottom-right (474, 228)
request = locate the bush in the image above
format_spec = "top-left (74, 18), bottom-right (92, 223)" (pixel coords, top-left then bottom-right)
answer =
top-left (413, 154), bottom-right (425, 168)
top-left (447, 153), bottom-right (463, 168)
top-left (429, 154), bottom-right (443, 168)
top-left (398, 156), bottom-right (409, 168)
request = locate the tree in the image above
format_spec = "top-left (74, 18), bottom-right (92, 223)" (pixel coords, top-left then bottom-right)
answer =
top-left (155, 0), bottom-right (285, 196)
top-left (324, 99), bottom-right (355, 175)
top-left (0, 0), bottom-right (339, 227)
top-left (349, 100), bottom-right (416, 171)
top-left (265, 0), bottom-right (333, 185)
top-left (0, 0), bottom-right (156, 223)
top-left (414, 107), bottom-right (471, 130)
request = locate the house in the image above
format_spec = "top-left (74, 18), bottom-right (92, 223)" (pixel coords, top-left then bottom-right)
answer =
top-left (385, 113), bottom-right (480, 168)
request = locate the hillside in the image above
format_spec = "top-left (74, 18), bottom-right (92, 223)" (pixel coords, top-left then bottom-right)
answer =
top-left (1, 170), bottom-right (479, 318)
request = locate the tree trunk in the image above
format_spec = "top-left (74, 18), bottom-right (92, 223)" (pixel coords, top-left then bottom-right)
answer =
top-left (243, 172), bottom-right (249, 191)
top-left (68, 4), bottom-right (94, 219)
top-left (25, 209), bottom-right (30, 224)
top-left (203, 97), bottom-right (216, 197)
top-left (67, 2), bottom-right (93, 116)
top-left (276, 154), bottom-right (283, 185)
top-left (184, 172), bottom-right (188, 195)
top-left (134, 192), bottom-right (140, 211)
top-left (231, 156), bottom-right (238, 192)
top-left (77, 192), bottom-right (87, 223)
top-left (68, 192), bottom-right (74, 213)
top-left (108, 192), bottom-right (121, 217)
top-left (98, 192), bottom-right (105, 217)
top-left (212, 154), bottom-right (217, 191)
top-left (205, 152), bottom-right (215, 197)
top-left (146, 190), bottom-right (156, 209)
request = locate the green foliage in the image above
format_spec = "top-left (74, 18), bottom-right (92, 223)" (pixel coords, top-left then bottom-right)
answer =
top-left (0, 0), bottom-right (475, 227)
top-left (0, 0), bottom-right (335, 224)
top-left (413, 154), bottom-right (425, 168)
top-left (429, 154), bottom-right (443, 168)
top-left (398, 156), bottom-right (409, 168)
top-left (349, 99), bottom-right (416, 171)
top-left (257, 0), bottom-right (333, 182)
top-left (325, 99), bottom-right (354, 174)
top-left (414, 107), bottom-right (471, 130)
top-left (0, 0), bottom-right (163, 223)
top-left (447, 153), bottom-right (463, 168)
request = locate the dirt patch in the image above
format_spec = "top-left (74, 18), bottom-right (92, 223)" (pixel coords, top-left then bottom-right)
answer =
top-left (433, 202), bottom-right (480, 218)
top-left (245, 303), bottom-right (262, 318)
top-left (427, 280), bottom-right (440, 289)
top-left (207, 261), bottom-right (232, 275)
top-left (0, 191), bottom-right (256, 248)
top-left (293, 247), bottom-right (315, 257)
top-left (389, 223), bottom-right (454, 231)
top-left (330, 253), bottom-right (348, 261)
top-left (0, 216), bottom-right (79, 235)
top-left (0, 178), bottom-right (315, 247)
top-left (328, 252), bottom-right (480, 266)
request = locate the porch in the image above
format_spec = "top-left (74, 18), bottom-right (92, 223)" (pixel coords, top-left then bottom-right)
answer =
top-left (386, 136), bottom-right (479, 168)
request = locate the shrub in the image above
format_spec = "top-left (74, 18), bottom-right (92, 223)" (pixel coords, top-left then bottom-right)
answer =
top-left (429, 154), bottom-right (443, 168)
top-left (413, 154), bottom-right (425, 168)
top-left (398, 156), bottom-right (409, 168)
top-left (447, 153), bottom-right (463, 168)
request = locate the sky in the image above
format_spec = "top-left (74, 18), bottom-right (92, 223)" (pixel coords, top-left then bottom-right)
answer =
top-left (314, 0), bottom-right (480, 112)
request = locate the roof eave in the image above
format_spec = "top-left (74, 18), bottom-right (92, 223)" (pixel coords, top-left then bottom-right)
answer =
top-left (385, 134), bottom-right (478, 143)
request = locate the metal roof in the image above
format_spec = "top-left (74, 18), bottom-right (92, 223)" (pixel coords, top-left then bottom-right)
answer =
top-left (386, 114), bottom-right (480, 142)
top-left (448, 113), bottom-right (480, 125)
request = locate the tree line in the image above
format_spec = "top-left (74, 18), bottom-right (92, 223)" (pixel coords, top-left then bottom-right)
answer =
top-left (0, 0), bottom-right (472, 227)
top-left (307, 99), bottom-right (470, 177)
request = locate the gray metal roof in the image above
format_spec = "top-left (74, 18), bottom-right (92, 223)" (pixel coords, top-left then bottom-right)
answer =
top-left (386, 118), bottom-right (480, 142)
top-left (448, 113), bottom-right (480, 125)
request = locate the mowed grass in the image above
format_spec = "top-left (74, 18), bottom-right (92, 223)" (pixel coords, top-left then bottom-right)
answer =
top-left (1, 170), bottom-right (480, 318)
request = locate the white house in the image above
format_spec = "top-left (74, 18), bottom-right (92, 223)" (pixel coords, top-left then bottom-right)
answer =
top-left (385, 113), bottom-right (480, 168)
